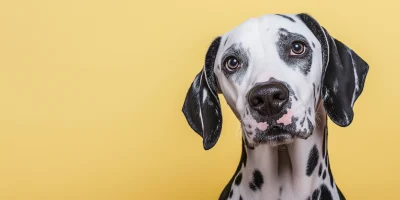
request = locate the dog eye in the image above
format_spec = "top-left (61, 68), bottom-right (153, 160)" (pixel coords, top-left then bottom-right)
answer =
top-left (290, 41), bottom-right (306, 55)
top-left (224, 56), bottom-right (240, 71)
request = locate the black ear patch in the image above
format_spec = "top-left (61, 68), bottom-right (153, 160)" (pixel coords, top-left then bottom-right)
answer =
top-left (182, 37), bottom-right (223, 150)
top-left (321, 32), bottom-right (369, 126)
top-left (297, 13), bottom-right (369, 127)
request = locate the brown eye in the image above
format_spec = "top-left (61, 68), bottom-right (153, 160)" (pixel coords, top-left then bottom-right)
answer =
top-left (225, 56), bottom-right (240, 71)
top-left (290, 41), bottom-right (306, 55)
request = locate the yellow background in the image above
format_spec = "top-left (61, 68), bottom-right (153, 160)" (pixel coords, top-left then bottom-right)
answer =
top-left (0, 0), bottom-right (397, 199)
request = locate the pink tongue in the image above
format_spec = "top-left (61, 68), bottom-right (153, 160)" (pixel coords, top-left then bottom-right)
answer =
top-left (257, 122), bottom-right (269, 131)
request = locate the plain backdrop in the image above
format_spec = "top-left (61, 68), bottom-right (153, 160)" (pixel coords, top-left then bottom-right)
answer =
top-left (0, 0), bottom-right (398, 199)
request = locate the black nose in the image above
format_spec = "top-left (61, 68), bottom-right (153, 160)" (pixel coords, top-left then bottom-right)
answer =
top-left (248, 82), bottom-right (289, 116)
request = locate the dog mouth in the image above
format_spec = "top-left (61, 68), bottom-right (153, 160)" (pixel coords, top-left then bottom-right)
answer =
top-left (254, 126), bottom-right (295, 145)
top-left (241, 107), bottom-right (314, 147)
top-left (244, 124), bottom-right (309, 147)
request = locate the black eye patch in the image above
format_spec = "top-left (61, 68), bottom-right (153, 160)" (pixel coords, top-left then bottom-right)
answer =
top-left (276, 28), bottom-right (313, 75)
top-left (221, 43), bottom-right (250, 84)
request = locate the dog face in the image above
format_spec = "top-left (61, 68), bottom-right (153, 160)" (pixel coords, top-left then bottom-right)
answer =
top-left (182, 14), bottom-right (369, 150)
top-left (215, 15), bottom-right (324, 147)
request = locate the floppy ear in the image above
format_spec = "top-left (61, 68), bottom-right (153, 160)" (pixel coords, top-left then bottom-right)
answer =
top-left (297, 13), bottom-right (369, 127)
top-left (182, 37), bottom-right (222, 150)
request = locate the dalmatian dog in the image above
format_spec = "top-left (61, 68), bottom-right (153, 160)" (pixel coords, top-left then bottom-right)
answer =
top-left (182, 13), bottom-right (369, 200)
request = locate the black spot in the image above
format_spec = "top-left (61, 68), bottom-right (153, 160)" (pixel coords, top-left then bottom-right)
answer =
top-left (229, 189), bottom-right (233, 198)
top-left (279, 186), bottom-right (283, 195)
top-left (308, 107), bottom-right (311, 115)
top-left (300, 117), bottom-right (306, 126)
top-left (313, 83), bottom-right (316, 93)
top-left (253, 170), bottom-right (264, 188)
top-left (306, 145), bottom-right (319, 176)
top-left (312, 42), bottom-right (315, 48)
top-left (309, 184), bottom-right (336, 200)
top-left (318, 163), bottom-right (322, 177)
top-left (249, 169), bottom-right (264, 191)
top-left (325, 154), bottom-right (328, 166)
top-left (322, 126), bottom-right (327, 159)
top-left (313, 83), bottom-right (316, 106)
top-left (320, 184), bottom-right (333, 200)
top-left (275, 14), bottom-right (296, 22)
top-left (328, 159), bottom-right (334, 187)
top-left (322, 170), bottom-right (327, 180)
top-left (249, 183), bottom-right (256, 191)
top-left (235, 173), bottom-right (242, 186)
top-left (307, 118), bottom-right (314, 133)
top-left (224, 36), bottom-right (229, 46)
top-left (242, 141), bottom-right (248, 167)
top-left (311, 188), bottom-right (320, 200)
top-left (239, 195), bottom-right (243, 200)
top-left (314, 97), bottom-right (317, 107)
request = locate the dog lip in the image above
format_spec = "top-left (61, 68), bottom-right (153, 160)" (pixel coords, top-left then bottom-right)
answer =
top-left (253, 132), bottom-right (294, 145)
top-left (255, 128), bottom-right (310, 142)
top-left (269, 125), bottom-right (283, 134)
top-left (262, 124), bottom-right (291, 136)
top-left (253, 126), bottom-right (298, 143)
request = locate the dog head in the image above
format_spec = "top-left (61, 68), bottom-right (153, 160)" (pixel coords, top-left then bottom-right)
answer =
top-left (182, 13), bottom-right (369, 150)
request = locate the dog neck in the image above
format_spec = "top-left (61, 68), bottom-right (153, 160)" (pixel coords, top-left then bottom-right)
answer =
top-left (220, 105), bottom-right (345, 200)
